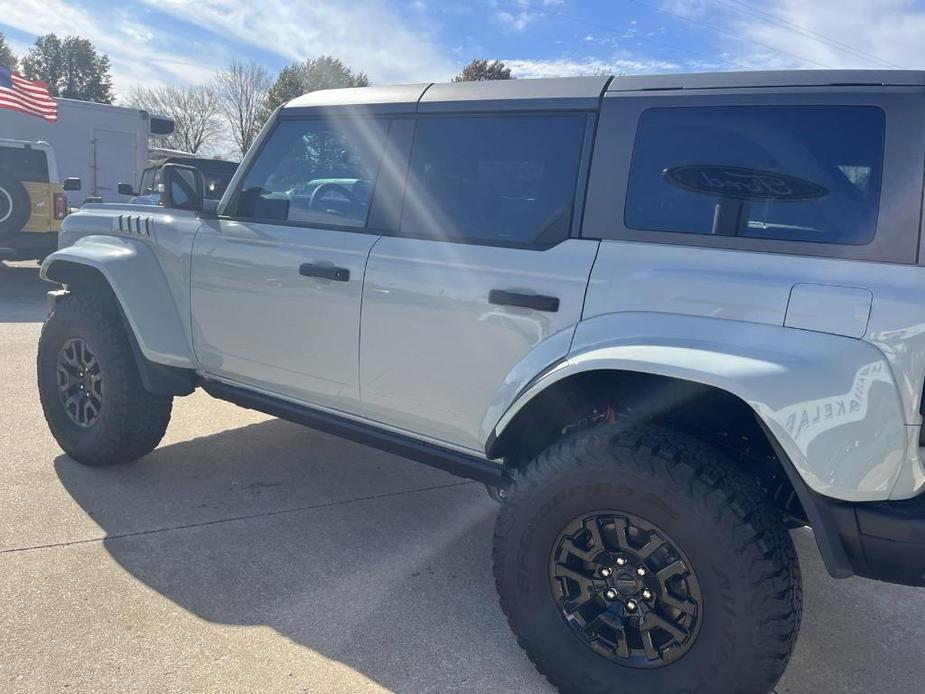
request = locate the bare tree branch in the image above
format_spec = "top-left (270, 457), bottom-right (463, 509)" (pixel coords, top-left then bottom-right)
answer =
top-left (128, 84), bottom-right (222, 155)
top-left (215, 60), bottom-right (271, 157)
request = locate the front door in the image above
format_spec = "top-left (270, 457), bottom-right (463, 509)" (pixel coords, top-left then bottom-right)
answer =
top-left (358, 113), bottom-right (599, 452)
top-left (191, 115), bottom-right (392, 411)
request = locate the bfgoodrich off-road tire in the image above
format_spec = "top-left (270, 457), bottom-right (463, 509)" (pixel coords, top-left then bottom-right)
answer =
top-left (37, 292), bottom-right (173, 466)
top-left (0, 171), bottom-right (31, 238)
top-left (493, 422), bottom-right (801, 694)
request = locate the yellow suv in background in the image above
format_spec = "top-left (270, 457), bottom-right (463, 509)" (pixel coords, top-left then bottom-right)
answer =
top-left (0, 139), bottom-right (80, 263)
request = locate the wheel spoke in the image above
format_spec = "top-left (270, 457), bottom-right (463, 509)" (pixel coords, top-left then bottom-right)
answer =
top-left (561, 538), bottom-right (597, 562)
top-left (610, 520), bottom-right (631, 551)
top-left (636, 533), bottom-right (666, 560)
top-left (660, 592), bottom-right (697, 615)
top-left (584, 517), bottom-right (605, 553)
top-left (641, 612), bottom-right (689, 644)
top-left (657, 560), bottom-right (687, 584)
top-left (84, 400), bottom-right (100, 423)
top-left (57, 365), bottom-right (76, 391)
top-left (553, 563), bottom-right (596, 595)
top-left (640, 629), bottom-right (659, 660)
top-left (60, 347), bottom-right (78, 368)
top-left (587, 612), bottom-right (629, 658)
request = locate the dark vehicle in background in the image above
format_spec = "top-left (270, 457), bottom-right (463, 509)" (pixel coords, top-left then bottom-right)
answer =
top-left (120, 156), bottom-right (238, 205)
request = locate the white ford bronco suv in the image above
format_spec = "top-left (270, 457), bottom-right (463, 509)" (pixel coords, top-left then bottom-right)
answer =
top-left (36, 71), bottom-right (925, 693)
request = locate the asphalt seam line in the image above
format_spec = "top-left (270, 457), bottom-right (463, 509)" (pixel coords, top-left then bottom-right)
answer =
top-left (0, 480), bottom-right (477, 556)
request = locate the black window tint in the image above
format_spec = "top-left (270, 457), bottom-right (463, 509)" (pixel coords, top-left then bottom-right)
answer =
top-left (139, 168), bottom-right (155, 193)
top-left (0, 147), bottom-right (48, 182)
top-left (625, 106), bottom-right (885, 245)
top-left (236, 118), bottom-right (389, 227)
top-left (201, 170), bottom-right (234, 200)
top-left (402, 115), bottom-right (586, 245)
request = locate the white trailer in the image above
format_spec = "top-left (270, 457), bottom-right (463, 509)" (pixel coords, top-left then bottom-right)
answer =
top-left (0, 99), bottom-right (173, 202)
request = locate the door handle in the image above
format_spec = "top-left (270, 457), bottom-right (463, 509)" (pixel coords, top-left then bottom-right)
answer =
top-left (299, 263), bottom-right (350, 282)
top-left (489, 289), bottom-right (560, 313)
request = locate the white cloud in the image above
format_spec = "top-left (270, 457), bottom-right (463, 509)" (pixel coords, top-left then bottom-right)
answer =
top-left (145, 0), bottom-right (457, 84)
top-left (505, 56), bottom-right (681, 78)
top-left (497, 10), bottom-right (533, 32)
top-left (1, 0), bottom-right (224, 97)
top-left (742, 0), bottom-right (925, 69)
top-left (495, 0), bottom-right (564, 33)
top-left (2, 0), bottom-right (458, 97)
top-left (663, 0), bottom-right (925, 70)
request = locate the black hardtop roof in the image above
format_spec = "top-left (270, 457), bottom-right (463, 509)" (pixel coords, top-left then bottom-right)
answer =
top-left (280, 70), bottom-right (925, 116)
top-left (158, 156), bottom-right (239, 171)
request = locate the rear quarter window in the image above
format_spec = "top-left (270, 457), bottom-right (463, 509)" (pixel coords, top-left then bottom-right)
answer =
top-left (0, 147), bottom-right (49, 183)
top-left (624, 105), bottom-right (886, 245)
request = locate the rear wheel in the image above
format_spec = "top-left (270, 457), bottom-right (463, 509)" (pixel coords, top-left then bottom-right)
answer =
top-left (37, 292), bottom-right (173, 465)
top-left (493, 422), bottom-right (801, 694)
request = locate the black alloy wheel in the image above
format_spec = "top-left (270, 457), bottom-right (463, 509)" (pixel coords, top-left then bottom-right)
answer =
top-left (549, 510), bottom-right (702, 668)
top-left (56, 337), bottom-right (104, 428)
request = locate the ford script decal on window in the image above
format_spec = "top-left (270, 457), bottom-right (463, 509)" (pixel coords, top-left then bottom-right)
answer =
top-left (662, 165), bottom-right (829, 202)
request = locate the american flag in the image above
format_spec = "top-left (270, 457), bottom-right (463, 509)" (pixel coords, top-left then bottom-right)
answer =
top-left (0, 65), bottom-right (57, 123)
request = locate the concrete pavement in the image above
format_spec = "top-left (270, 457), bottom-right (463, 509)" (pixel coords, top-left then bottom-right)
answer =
top-left (1, 260), bottom-right (923, 693)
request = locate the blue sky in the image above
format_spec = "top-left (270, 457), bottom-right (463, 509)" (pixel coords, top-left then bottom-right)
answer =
top-left (2, 0), bottom-right (924, 98)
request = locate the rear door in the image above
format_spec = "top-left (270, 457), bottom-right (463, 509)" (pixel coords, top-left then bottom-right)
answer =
top-left (358, 113), bottom-right (599, 452)
top-left (191, 115), bottom-right (393, 412)
top-left (92, 129), bottom-right (136, 201)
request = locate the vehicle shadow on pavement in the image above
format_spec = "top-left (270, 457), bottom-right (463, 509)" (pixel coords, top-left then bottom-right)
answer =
top-left (51, 418), bottom-right (925, 693)
top-left (0, 262), bottom-right (51, 323)
top-left (54, 418), bottom-right (554, 692)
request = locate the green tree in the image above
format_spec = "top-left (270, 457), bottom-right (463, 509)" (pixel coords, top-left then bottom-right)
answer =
top-left (262, 63), bottom-right (306, 120)
top-left (262, 56), bottom-right (369, 121)
top-left (21, 34), bottom-right (113, 103)
top-left (0, 33), bottom-right (16, 70)
top-left (453, 59), bottom-right (513, 82)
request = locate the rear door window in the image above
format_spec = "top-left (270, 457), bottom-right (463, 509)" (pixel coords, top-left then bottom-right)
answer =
top-left (234, 117), bottom-right (390, 228)
top-left (401, 114), bottom-right (586, 246)
top-left (624, 105), bottom-right (885, 245)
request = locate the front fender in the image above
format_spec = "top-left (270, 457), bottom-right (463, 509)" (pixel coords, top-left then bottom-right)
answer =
top-left (40, 235), bottom-right (195, 369)
top-left (491, 312), bottom-right (911, 502)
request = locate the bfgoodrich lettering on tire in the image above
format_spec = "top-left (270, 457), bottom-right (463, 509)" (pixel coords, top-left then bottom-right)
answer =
top-left (493, 422), bottom-right (802, 694)
top-left (37, 292), bottom-right (173, 466)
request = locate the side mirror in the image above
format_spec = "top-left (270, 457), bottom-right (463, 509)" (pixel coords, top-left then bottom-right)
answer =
top-left (160, 164), bottom-right (204, 212)
top-left (63, 177), bottom-right (82, 191)
top-left (117, 182), bottom-right (136, 196)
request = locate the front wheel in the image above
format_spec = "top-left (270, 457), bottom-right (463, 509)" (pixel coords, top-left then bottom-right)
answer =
top-left (493, 422), bottom-right (801, 694)
top-left (37, 292), bottom-right (173, 465)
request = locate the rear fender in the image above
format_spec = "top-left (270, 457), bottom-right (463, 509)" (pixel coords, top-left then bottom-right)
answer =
top-left (490, 312), bottom-right (911, 503)
top-left (40, 234), bottom-right (195, 369)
